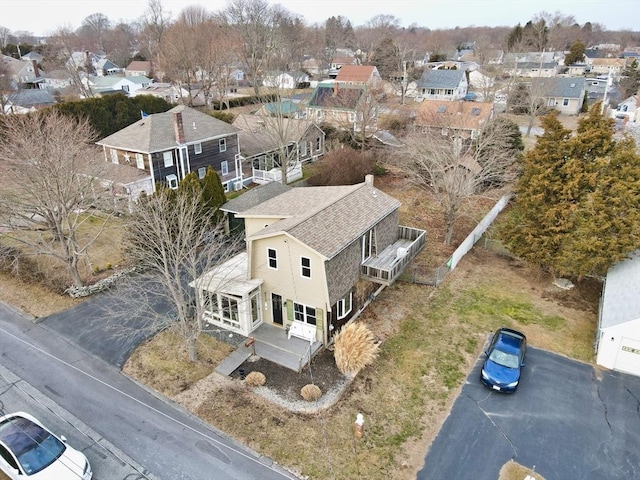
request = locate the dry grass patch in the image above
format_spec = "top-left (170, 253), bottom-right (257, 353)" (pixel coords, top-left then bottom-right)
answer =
top-left (499, 460), bottom-right (546, 480)
top-left (0, 272), bottom-right (80, 318)
top-left (123, 328), bottom-right (234, 397)
top-left (333, 322), bottom-right (379, 375)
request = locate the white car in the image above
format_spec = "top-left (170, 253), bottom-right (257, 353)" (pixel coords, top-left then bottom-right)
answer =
top-left (0, 412), bottom-right (92, 479)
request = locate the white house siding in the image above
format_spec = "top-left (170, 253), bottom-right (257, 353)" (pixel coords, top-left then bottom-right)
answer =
top-left (596, 321), bottom-right (640, 376)
top-left (597, 251), bottom-right (640, 376)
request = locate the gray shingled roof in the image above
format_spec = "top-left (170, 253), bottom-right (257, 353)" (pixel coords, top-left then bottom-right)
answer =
top-left (97, 105), bottom-right (240, 153)
top-left (7, 89), bottom-right (56, 107)
top-left (416, 69), bottom-right (465, 89)
top-left (600, 250), bottom-right (640, 329)
top-left (220, 181), bottom-right (291, 214)
top-left (536, 77), bottom-right (586, 98)
top-left (239, 181), bottom-right (400, 259)
top-left (233, 114), bottom-right (314, 158)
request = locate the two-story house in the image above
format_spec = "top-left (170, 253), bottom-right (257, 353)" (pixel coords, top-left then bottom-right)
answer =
top-left (306, 81), bottom-right (377, 134)
top-left (415, 69), bottom-right (468, 101)
top-left (416, 100), bottom-right (494, 140)
top-left (233, 113), bottom-right (325, 184)
top-left (96, 105), bottom-right (243, 197)
top-left (193, 175), bottom-right (426, 371)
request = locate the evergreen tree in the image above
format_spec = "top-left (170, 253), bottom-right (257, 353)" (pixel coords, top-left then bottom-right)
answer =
top-left (564, 41), bottom-right (585, 66)
top-left (500, 107), bottom-right (640, 277)
top-left (201, 166), bottom-right (226, 220)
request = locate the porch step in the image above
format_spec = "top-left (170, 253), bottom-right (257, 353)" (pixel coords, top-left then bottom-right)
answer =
top-left (254, 341), bottom-right (308, 373)
top-left (215, 345), bottom-right (252, 376)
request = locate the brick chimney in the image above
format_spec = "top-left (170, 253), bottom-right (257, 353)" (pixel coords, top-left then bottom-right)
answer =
top-left (173, 111), bottom-right (185, 144)
top-left (333, 82), bottom-right (339, 96)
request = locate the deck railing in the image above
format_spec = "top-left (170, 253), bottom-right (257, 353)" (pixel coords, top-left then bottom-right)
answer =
top-left (360, 226), bottom-right (426, 285)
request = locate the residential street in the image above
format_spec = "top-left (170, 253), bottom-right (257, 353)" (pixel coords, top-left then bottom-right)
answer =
top-left (0, 302), bottom-right (298, 480)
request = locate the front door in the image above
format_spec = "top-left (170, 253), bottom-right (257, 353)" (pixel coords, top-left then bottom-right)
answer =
top-left (271, 293), bottom-right (283, 325)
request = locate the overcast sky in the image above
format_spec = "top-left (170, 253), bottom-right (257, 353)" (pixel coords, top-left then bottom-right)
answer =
top-left (1, 0), bottom-right (639, 37)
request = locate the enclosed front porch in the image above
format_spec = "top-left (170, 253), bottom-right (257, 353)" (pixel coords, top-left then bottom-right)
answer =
top-left (194, 253), bottom-right (323, 372)
top-left (360, 225), bottom-right (426, 285)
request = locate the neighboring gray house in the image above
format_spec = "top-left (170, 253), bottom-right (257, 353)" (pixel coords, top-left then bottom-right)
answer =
top-left (596, 250), bottom-right (640, 377)
top-left (511, 61), bottom-right (558, 78)
top-left (415, 69), bottom-right (468, 101)
top-left (96, 105), bottom-right (243, 196)
top-left (3, 89), bottom-right (56, 114)
top-left (536, 77), bottom-right (586, 115)
top-left (232, 113), bottom-right (325, 185)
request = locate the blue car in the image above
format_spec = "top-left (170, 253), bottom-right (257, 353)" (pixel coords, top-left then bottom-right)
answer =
top-left (480, 328), bottom-right (527, 393)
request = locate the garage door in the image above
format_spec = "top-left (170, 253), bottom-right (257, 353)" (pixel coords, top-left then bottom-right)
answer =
top-left (614, 337), bottom-right (640, 375)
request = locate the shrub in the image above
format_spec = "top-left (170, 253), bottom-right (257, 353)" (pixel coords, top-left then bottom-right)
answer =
top-left (306, 147), bottom-right (376, 186)
top-left (245, 371), bottom-right (266, 387)
top-left (333, 322), bottom-right (379, 375)
top-left (300, 383), bottom-right (322, 401)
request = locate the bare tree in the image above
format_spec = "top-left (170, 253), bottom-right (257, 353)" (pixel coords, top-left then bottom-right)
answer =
top-left (139, 0), bottom-right (171, 72)
top-left (223, 0), bottom-right (282, 94)
top-left (79, 13), bottom-right (111, 51)
top-left (0, 112), bottom-right (115, 287)
top-left (120, 186), bottom-right (241, 361)
top-left (394, 118), bottom-right (520, 244)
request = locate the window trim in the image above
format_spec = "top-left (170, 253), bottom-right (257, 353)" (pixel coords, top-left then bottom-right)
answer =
top-left (362, 230), bottom-right (373, 262)
top-left (198, 167), bottom-right (206, 179)
top-left (221, 160), bottom-right (229, 176)
top-left (337, 292), bottom-right (353, 320)
top-left (219, 138), bottom-right (227, 152)
top-left (163, 151), bottom-right (173, 167)
top-left (301, 256), bottom-right (311, 278)
top-left (135, 153), bottom-right (144, 169)
top-left (194, 142), bottom-right (202, 154)
top-left (268, 248), bottom-right (277, 269)
top-left (294, 302), bottom-right (317, 325)
top-left (166, 174), bottom-right (178, 189)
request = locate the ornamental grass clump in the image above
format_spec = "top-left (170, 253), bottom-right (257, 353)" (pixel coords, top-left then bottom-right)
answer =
top-left (333, 322), bottom-right (379, 376)
top-left (301, 384), bottom-right (322, 401)
top-left (244, 371), bottom-right (266, 387)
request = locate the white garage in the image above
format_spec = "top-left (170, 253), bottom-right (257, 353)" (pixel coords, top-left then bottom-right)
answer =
top-left (596, 250), bottom-right (640, 376)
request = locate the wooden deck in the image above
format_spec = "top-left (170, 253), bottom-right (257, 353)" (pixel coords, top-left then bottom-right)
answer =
top-left (215, 322), bottom-right (323, 374)
top-left (361, 226), bottom-right (426, 285)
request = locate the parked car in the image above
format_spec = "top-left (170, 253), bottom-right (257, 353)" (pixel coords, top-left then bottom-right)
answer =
top-left (480, 328), bottom-right (527, 392)
top-left (463, 92), bottom-right (477, 101)
top-left (0, 412), bottom-right (92, 479)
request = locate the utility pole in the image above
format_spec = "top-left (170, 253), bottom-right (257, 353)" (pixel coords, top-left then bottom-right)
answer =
top-left (601, 67), bottom-right (612, 115)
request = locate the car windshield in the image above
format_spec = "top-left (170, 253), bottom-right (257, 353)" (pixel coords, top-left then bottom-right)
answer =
top-left (489, 348), bottom-right (520, 369)
top-left (1, 417), bottom-right (65, 474)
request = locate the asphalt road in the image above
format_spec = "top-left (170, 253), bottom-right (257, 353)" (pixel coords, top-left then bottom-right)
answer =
top-left (417, 347), bottom-right (640, 480)
top-left (0, 302), bottom-right (298, 480)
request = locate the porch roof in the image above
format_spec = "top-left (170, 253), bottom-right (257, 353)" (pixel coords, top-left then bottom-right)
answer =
top-left (192, 252), bottom-right (263, 296)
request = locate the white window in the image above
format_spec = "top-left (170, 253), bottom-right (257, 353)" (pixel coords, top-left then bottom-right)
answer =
top-left (221, 161), bottom-right (228, 175)
top-left (268, 248), bottom-right (277, 269)
top-left (563, 98), bottom-right (570, 106)
top-left (362, 230), bottom-right (373, 262)
top-left (349, 112), bottom-right (356, 123)
top-left (163, 151), bottom-right (173, 167)
top-left (337, 292), bottom-right (352, 320)
top-left (219, 138), bottom-right (227, 152)
top-left (294, 302), bottom-right (317, 325)
top-left (194, 142), bottom-right (202, 154)
top-left (471, 129), bottom-right (479, 140)
top-left (136, 153), bottom-right (144, 169)
top-left (166, 174), bottom-right (178, 189)
top-left (198, 167), bottom-right (206, 179)
top-left (441, 128), bottom-right (449, 136)
top-left (110, 149), bottom-right (119, 164)
top-left (301, 257), bottom-right (311, 278)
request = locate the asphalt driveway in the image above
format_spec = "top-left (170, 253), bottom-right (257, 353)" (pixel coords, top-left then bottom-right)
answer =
top-left (38, 280), bottom-right (169, 368)
top-left (417, 347), bottom-right (640, 480)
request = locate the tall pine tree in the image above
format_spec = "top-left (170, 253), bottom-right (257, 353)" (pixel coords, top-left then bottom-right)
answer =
top-left (500, 107), bottom-right (640, 277)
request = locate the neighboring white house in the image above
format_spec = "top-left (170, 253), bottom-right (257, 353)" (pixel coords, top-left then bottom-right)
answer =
top-left (596, 250), bottom-right (640, 377)
top-left (612, 95), bottom-right (638, 123)
top-left (82, 75), bottom-right (152, 97)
